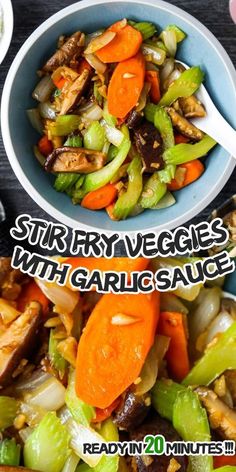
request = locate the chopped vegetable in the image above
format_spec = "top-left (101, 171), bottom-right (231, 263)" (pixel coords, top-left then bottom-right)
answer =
top-left (133, 21), bottom-right (156, 40)
top-left (166, 24), bottom-right (186, 43)
top-left (150, 190), bottom-right (176, 209)
top-left (107, 53), bottom-right (145, 118)
top-left (66, 257), bottom-right (149, 278)
top-left (64, 134), bottom-right (83, 147)
top-left (152, 379), bottom-right (185, 421)
top-left (144, 102), bottom-right (158, 123)
top-left (0, 396), bottom-right (19, 430)
top-left (83, 121), bottom-right (105, 151)
top-left (0, 439), bottom-right (21, 466)
top-left (49, 329), bottom-right (67, 378)
top-left (158, 164), bottom-right (176, 184)
top-left (167, 160), bottom-right (204, 190)
top-left (38, 135), bottom-right (53, 157)
top-left (160, 30), bottom-right (177, 56)
top-left (154, 107), bottom-right (175, 150)
top-left (145, 70), bottom-right (161, 103)
top-left (17, 280), bottom-right (49, 315)
top-left (76, 291), bottom-right (160, 408)
top-left (214, 457), bottom-right (236, 468)
top-left (113, 155), bottom-right (143, 219)
top-left (141, 43), bottom-right (166, 65)
top-left (32, 75), bottom-right (55, 102)
top-left (174, 133), bottom-right (190, 144)
top-left (81, 184), bottom-right (117, 210)
top-left (47, 115), bottom-right (80, 137)
top-left (67, 419), bottom-right (104, 467)
top-left (159, 66), bottom-right (204, 106)
top-left (84, 30), bottom-right (116, 55)
top-left (158, 311), bottom-right (190, 381)
top-left (93, 418), bottom-right (119, 472)
top-left (54, 173), bottom-right (80, 192)
top-left (96, 25), bottom-right (142, 63)
top-left (27, 108), bottom-right (44, 134)
top-left (92, 398), bottom-right (120, 423)
top-left (65, 369), bottom-right (95, 426)
top-left (164, 135), bottom-right (217, 165)
top-left (140, 172), bottom-right (167, 208)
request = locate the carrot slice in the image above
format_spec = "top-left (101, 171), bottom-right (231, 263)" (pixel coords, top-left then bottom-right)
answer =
top-left (214, 455), bottom-right (236, 468)
top-left (107, 52), bottom-right (145, 118)
top-left (145, 70), bottom-right (161, 104)
top-left (108, 19), bottom-right (128, 33)
top-left (38, 135), bottom-right (53, 157)
top-left (81, 184), bottom-right (117, 210)
top-left (53, 76), bottom-right (68, 89)
top-left (77, 58), bottom-right (93, 75)
top-left (92, 397), bottom-right (121, 423)
top-left (76, 291), bottom-right (160, 408)
top-left (17, 280), bottom-right (49, 316)
top-left (65, 257), bottom-right (150, 276)
top-left (174, 134), bottom-right (190, 144)
top-left (167, 160), bottom-right (204, 191)
top-left (96, 25), bottom-right (142, 63)
top-left (158, 311), bottom-right (190, 382)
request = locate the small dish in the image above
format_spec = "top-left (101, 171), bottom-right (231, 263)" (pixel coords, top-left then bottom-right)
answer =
top-left (0, 0), bottom-right (13, 65)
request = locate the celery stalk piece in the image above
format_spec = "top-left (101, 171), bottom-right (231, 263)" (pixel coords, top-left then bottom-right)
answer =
top-left (83, 121), bottom-right (105, 152)
top-left (103, 100), bottom-right (117, 127)
top-left (0, 439), bottom-right (21, 466)
top-left (94, 82), bottom-right (103, 106)
top-left (133, 22), bottom-right (156, 40)
top-left (93, 418), bottom-right (119, 472)
top-left (150, 190), bottom-right (176, 209)
top-left (24, 412), bottom-right (70, 472)
top-left (83, 138), bottom-right (131, 192)
top-left (64, 135), bottom-right (83, 147)
top-left (54, 174), bottom-right (81, 192)
top-left (173, 388), bottom-right (213, 472)
top-left (114, 155), bottom-right (143, 220)
top-left (166, 25), bottom-right (186, 42)
top-left (213, 468), bottom-right (236, 472)
top-left (0, 396), bottom-right (19, 430)
top-left (61, 452), bottom-right (80, 472)
top-left (152, 379), bottom-right (185, 421)
top-left (183, 321), bottom-right (236, 387)
top-left (76, 464), bottom-right (92, 472)
top-left (107, 144), bottom-right (119, 162)
top-left (65, 369), bottom-right (95, 426)
top-left (154, 107), bottom-right (175, 150)
top-left (159, 67), bottom-right (204, 107)
top-left (164, 134), bottom-right (217, 165)
top-left (158, 164), bottom-right (176, 184)
top-left (49, 329), bottom-right (67, 378)
top-left (140, 172), bottom-right (167, 209)
top-left (49, 115), bottom-right (81, 137)
top-left (144, 103), bottom-right (158, 123)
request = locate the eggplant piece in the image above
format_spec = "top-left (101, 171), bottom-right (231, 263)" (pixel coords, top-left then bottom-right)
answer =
top-left (60, 69), bottom-right (92, 115)
top-left (166, 107), bottom-right (203, 141)
top-left (43, 32), bottom-right (84, 73)
top-left (0, 302), bottom-right (41, 387)
top-left (114, 391), bottom-right (150, 430)
top-left (178, 96), bottom-right (206, 118)
top-left (126, 110), bottom-right (143, 130)
top-left (45, 147), bottom-right (106, 173)
top-left (130, 412), bottom-right (187, 472)
top-left (134, 121), bottom-right (164, 173)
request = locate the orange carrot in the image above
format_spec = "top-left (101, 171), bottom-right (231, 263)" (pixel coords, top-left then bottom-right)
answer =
top-left (17, 280), bottom-right (49, 316)
top-left (38, 135), bottom-right (53, 157)
top-left (106, 202), bottom-right (119, 221)
top-left (214, 455), bottom-right (236, 468)
top-left (108, 19), bottom-right (128, 33)
top-left (174, 134), bottom-right (190, 144)
top-left (92, 397), bottom-right (121, 423)
top-left (76, 291), bottom-right (160, 408)
top-left (96, 25), bottom-right (142, 63)
top-left (77, 58), bottom-right (93, 75)
top-left (107, 52), bottom-right (145, 118)
top-left (145, 70), bottom-right (161, 104)
top-left (65, 257), bottom-right (150, 276)
top-left (81, 184), bottom-right (117, 210)
top-left (167, 160), bottom-right (204, 191)
top-left (53, 76), bottom-right (68, 89)
top-left (158, 311), bottom-right (190, 382)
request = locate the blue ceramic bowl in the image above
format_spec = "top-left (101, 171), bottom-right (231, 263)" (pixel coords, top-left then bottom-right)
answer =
top-left (1, 0), bottom-right (236, 234)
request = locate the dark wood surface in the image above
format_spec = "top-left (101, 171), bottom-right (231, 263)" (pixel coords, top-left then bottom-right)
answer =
top-left (0, 0), bottom-right (235, 255)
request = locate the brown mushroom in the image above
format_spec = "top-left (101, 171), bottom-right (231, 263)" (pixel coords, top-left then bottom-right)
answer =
top-left (45, 147), bottom-right (106, 173)
top-left (114, 391), bottom-right (151, 430)
top-left (134, 121), bottom-right (164, 173)
top-left (166, 107), bottom-right (204, 141)
top-left (178, 95), bottom-right (206, 118)
top-left (224, 370), bottom-right (236, 406)
top-left (196, 386), bottom-right (236, 440)
top-left (43, 32), bottom-right (85, 73)
top-left (0, 301), bottom-right (41, 387)
top-left (60, 69), bottom-right (92, 115)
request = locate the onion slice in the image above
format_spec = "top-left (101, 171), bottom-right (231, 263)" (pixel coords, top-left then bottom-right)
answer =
top-left (67, 419), bottom-right (104, 467)
top-left (85, 53), bottom-right (106, 74)
top-left (84, 30), bottom-right (116, 54)
top-left (35, 278), bottom-right (79, 313)
top-left (32, 75), bottom-right (55, 103)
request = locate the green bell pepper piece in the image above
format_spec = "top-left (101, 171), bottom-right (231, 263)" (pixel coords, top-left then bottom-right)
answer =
top-left (159, 67), bottom-right (204, 107)
top-left (140, 172), bottom-right (167, 208)
top-left (113, 155), bottom-right (143, 219)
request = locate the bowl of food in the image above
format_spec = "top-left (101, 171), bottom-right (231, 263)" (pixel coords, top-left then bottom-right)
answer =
top-left (1, 0), bottom-right (236, 234)
top-left (0, 0), bottom-right (13, 65)
top-left (1, 256), bottom-right (236, 471)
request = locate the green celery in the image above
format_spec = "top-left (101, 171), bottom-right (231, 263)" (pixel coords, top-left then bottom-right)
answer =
top-left (94, 82), bottom-right (103, 106)
top-left (152, 379), bottom-right (185, 421)
top-left (103, 100), bottom-right (117, 127)
top-left (173, 388), bottom-right (213, 472)
top-left (213, 468), bottom-right (236, 472)
top-left (133, 22), bottom-right (156, 40)
top-left (150, 191), bottom-right (176, 209)
top-left (159, 67), bottom-right (204, 107)
top-left (166, 24), bottom-right (186, 42)
top-left (64, 134), bottom-right (83, 147)
top-left (24, 412), bottom-right (70, 472)
top-left (0, 439), bottom-right (21, 466)
top-left (49, 329), bottom-right (67, 378)
top-left (54, 174), bottom-right (80, 192)
top-left (140, 172), bottom-right (167, 208)
top-left (154, 107), bottom-right (175, 150)
top-left (0, 396), bottom-right (19, 430)
top-left (144, 103), bottom-right (158, 123)
top-left (83, 138), bottom-right (131, 192)
top-left (65, 369), bottom-right (95, 426)
top-left (76, 464), bottom-right (91, 472)
top-left (75, 175), bottom-right (85, 190)
top-left (93, 419), bottom-right (119, 472)
top-left (107, 145), bottom-right (119, 162)
top-left (72, 188), bottom-right (88, 204)
top-left (164, 135), bottom-right (217, 165)
top-left (183, 321), bottom-right (236, 387)
top-left (84, 121), bottom-right (105, 152)
top-left (158, 164), bottom-right (176, 184)
top-left (50, 115), bottom-right (80, 137)
top-left (113, 155), bottom-right (143, 219)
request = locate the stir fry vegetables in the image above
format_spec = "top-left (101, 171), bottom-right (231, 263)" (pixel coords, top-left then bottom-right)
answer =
top-left (1, 256), bottom-right (236, 471)
top-left (28, 19), bottom-right (217, 220)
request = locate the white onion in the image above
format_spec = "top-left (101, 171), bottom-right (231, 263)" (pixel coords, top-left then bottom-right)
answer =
top-left (27, 108), bottom-right (43, 134)
top-left (38, 101), bottom-right (57, 120)
top-left (102, 122), bottom-right (124, 146)
top-left (85, 53), bottom-right (106, 74)
top-left (161, 30), bottom-right (177, 57)
top-left (35, 279), bottom-right (79, 313)
top-left (164, 67), bottom-right (182, 90)
top-left (160, 58), bottom-right (175, 83)
top-left (19, 427), bottom-right (33, 443)
top-left (136, 83), bottom-right (151, 112)
top-left (80, 103), bottom-right (103, 121)
top-left (84, 30), bottom-right (116, 54)
top-left (58, 406), bottom-right (72, 425)
top-left (32, 75), bottom-right (55, 102)
top-left (15, 370), bottom-right (51, 392)
top-left (141, 44), bottom-right (166, 65)
top-left (61, 453), bottom-right (80, 472)
top-left (205, 312), bottom-right (234, 346)
top-left (190, 287), bottom-right (222, 341)
top-left (67, 419), bottom-right (104, 467)
top-left (136, 335), bottom-right (170, 395)
top-left (20, 402), bottom-right (47, 428)
top-left (0, 298), bottom-right (20, 324)
top-left (26, 376), bottom-right (66, 411)
top-left (85, 30), bottom-right (105, 47)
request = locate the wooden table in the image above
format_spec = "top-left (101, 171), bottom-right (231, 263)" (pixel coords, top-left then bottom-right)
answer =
top-left (0, 0), bottom-right (235, 255)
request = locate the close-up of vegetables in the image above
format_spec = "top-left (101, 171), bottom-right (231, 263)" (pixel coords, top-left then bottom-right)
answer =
top-left (28, 19), bottom-right (217, 221)
top-left (1, 256), bottom-right (236, 471)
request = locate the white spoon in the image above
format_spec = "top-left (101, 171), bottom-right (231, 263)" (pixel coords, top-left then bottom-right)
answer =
top-left (178, 61), bottom-right (236, 158)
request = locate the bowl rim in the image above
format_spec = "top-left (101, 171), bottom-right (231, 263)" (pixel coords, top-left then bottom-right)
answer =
top-left (1, 0), bottom-right (236, 235)
top-left (0, 0), bottom-right (13, 65)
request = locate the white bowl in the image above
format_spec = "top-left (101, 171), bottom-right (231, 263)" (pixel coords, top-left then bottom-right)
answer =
top-left (0, 0), bottom-right (13, 65)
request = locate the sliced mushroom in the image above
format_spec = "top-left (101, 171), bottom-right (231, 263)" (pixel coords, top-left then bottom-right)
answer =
top-left (45, 147), bottom-right (106, 173)
top-left (225, 370), bottom-right (236, 406)
top-left (0, 258), bottom-right (24, 301)
top-left (114, 391), bottom-right (151, 430)
top-left (178, 95), bottom-right (206, 118)
top-left (134, 121), bottom-right (164, 173)
top-left (43, 32), bottom-right (85, 73)
top-left (126, 110), bottom-right (143, 130)
top-left (166, 107), bottom-right (204, 141)
top-left (0, 301), bottom-right (41, 387)
top-left (60, 69), bottom-right (91, 115)
top-left (196, 386), bottom-right (236, 440)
